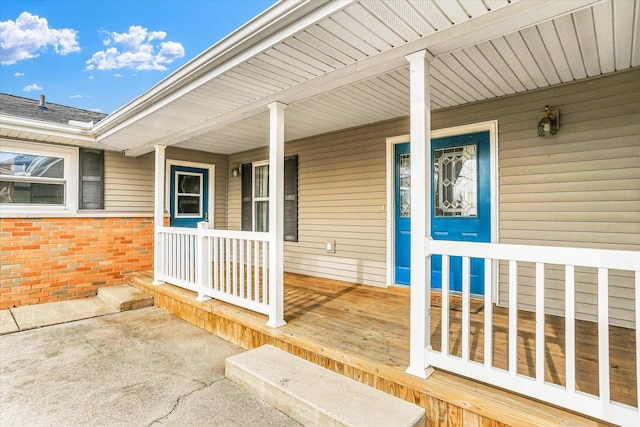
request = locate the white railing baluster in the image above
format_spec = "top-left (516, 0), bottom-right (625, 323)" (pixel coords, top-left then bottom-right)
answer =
top-left (225, 237), bottom-right (230, 294)
top-left (508, 260), bottom-right (518, 375)
top-left (254, 240), bottom-right (259, 302)
top-left (213, 237), bottom-right (219, 291)
top-left (565, 265), bottom-right (576, 394)
top-left (535, 262), bottom-right (545, 384)
top-left (462, 256), bottom-right (470, 363)
top-left (247, 240), bottom-right (253, 302)
top-left (484, 258), bottom-right (493, 369)
top-left (171, 233), bottom-right (176, 278)
top-left (232, 238), bottom-right (238, 296)
top-left (598, 268), bottom-right (610, 406)
top-left (238, 240), bottom-right (242, 298)
top-left (441, 255), bottom-right (450, 356)
top-left (262, 240), bottom-right (268, 304)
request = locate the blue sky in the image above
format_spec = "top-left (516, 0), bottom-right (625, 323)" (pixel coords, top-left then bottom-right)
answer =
top-left (0, 0), bottom-right (277, 114)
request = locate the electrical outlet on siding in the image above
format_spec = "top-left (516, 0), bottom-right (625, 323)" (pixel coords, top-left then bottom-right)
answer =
top-left (326, 240), bottom-right (336, 254)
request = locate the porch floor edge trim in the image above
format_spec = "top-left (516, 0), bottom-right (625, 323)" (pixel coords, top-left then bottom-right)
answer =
top-left (125, 271), bottom-right (612, 427)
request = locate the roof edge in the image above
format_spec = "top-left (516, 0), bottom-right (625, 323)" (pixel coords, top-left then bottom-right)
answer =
top-left (0, 114), bottom-right (96, 144)
top-left (92, 0), bottom-right (337, 135)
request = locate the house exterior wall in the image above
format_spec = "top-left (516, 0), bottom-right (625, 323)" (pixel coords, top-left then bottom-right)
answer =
top-left (0, 145), bottom-right (229, 308)
top-left (431, 67), bottom-right (640, 328)
top-left (104, 151), bottom-right (154, 213)
top-left (228, 68), bottom-right (640, 328)
top-left (228, 118), bottom-right (409, 286)
top-left (0, 217), bottom-right (153, 309)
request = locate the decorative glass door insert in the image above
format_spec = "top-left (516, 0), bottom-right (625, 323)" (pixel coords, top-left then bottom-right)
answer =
top-left (433, 144), bottom-right (477, 217)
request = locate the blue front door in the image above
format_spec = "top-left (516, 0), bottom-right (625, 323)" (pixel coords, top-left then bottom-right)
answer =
top-left (394, 131), bottom-right (491, 295)
top-left (169, 165), bottom-right (209, 228)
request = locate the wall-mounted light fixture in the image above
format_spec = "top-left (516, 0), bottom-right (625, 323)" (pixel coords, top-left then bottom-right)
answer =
top-left (538, 105), bottom-right (559, 137)
top-left (231, 162), bottom-right (241, 178)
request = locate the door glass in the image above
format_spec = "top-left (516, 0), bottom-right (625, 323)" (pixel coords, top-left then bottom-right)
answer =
top-left (433, 144), bottom-right (477, 217)
top-left (176, 172), bottom-right (202, 216)
top-left (399, 153), bottom-right (411, 217)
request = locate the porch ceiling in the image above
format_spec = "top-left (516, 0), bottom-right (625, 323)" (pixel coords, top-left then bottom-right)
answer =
top-left (94, 0), bottom-right (639, 157)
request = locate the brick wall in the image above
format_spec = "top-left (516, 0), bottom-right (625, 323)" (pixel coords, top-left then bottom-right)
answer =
top-left (0, 217), bottom-right (154, 309)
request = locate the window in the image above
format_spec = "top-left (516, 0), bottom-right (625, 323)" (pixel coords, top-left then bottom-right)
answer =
top-left (0, 140), bottom-right (104, 215)
top-left (175, 171), bottom-right (203, 217)
top-left (0, 141), bottom-right (77, 213)
top-left (253, 162), bottom-right (269, 232)
top-left (241, 155), bottom-right (298, 242)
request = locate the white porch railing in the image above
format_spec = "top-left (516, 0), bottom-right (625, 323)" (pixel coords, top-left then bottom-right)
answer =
top-left (427, 240), bottom-right (640, 426)
top-left (156, 226), bottom-right (273, 318)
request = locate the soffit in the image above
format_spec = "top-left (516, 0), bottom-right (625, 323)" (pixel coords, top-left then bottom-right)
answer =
top-left (95, 0), bottom-right (638, 156)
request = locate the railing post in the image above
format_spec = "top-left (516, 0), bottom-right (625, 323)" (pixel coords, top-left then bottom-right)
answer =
top-left (266, 101), bottom-right (287, 327)
top-left (196, 222), bottom-right (211, 302)
top-left (405, 49), bottom-right (434, 379)
top-left (152, 145), bottom-right (166, 286)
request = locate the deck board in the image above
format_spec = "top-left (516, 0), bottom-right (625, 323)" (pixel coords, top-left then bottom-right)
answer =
top-left (128, 270), bottom-right (631, 426)
top-left (283, 273), bottom-right (636, 408)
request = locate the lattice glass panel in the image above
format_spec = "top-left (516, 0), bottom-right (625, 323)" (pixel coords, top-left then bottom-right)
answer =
top-left (399, 153), bottom-right (410, 217)
top-left (433, 144), bottom-right (477, 217)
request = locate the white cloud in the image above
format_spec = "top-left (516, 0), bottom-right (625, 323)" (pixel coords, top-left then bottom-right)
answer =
top-left (70, 94), bottom-right (82, 98)
top-left (23, 83), bottom-right (42, 92)
top-left (88, 75), bottom-right (94, 80)
top-left (85, 25), bottom-right (184, 72)
top-left (0, 12), bottom-right (80, 65)
top-left (14, 72), bottom-right (25, 77)
top-left (113, 73), bottom-right (122, 78)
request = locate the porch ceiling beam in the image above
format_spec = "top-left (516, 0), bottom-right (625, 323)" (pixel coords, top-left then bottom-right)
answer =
top-left (122, 0), bottom-right (602, 157)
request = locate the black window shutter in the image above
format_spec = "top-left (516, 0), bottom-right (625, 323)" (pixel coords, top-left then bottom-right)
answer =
top-left (241, 163), bottom-right (252, 231)
top-left (79, 148), bottom-right (104, 209)
top-left (284, 155), bottom-right (298, 242)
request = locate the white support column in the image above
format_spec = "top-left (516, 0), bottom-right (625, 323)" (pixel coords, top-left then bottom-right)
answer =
top-left (266, 102), bottom-right (287, 327)
top-left (405, 50), bottom-right (435, 379)
top-left (153, 145), bottom-right (166, 285)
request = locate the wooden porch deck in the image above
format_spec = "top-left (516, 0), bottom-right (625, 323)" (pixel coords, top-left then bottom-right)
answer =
top-left (127, 271), bottom-right (633, 426)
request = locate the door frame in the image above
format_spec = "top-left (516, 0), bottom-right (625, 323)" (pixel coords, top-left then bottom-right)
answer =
top-left (165, 160), bottom-right (215, 226)
top-left (385, 120), bottom-right (499, 299)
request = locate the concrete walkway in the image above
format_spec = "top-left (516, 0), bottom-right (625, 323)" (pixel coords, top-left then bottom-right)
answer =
top-left (1, 285), bottom-right (153, 335)
top-left (0, 306), bottom-right (301, 427)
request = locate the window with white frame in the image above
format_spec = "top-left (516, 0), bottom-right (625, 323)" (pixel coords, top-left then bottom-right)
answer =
top-left (253, 161), bottom-right (269, 232)
top-left (241, 156), bottom-right (298, 241)
top-left (0, 141), bottom-right (77, 212)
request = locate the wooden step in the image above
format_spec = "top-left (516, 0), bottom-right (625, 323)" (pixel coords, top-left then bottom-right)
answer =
top-left (98, 285), bottom-right (153, 311)
top-left (226, 345), bottom-right (426, 427)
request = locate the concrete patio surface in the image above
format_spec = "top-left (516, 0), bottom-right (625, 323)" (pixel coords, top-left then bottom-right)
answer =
top-left (0, 306), bottom-right (301, 427)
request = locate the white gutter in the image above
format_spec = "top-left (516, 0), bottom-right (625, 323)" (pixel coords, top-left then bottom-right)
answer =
top-left (92, 0), bottom-right (350, 139)
top-left (0, 114), bottom-right (97, 144)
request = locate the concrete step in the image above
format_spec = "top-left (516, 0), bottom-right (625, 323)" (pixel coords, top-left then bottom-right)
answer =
top-left (98, 285), bottom-right (153, 311)
top-left (226, 345), bottom-right (425, 427)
